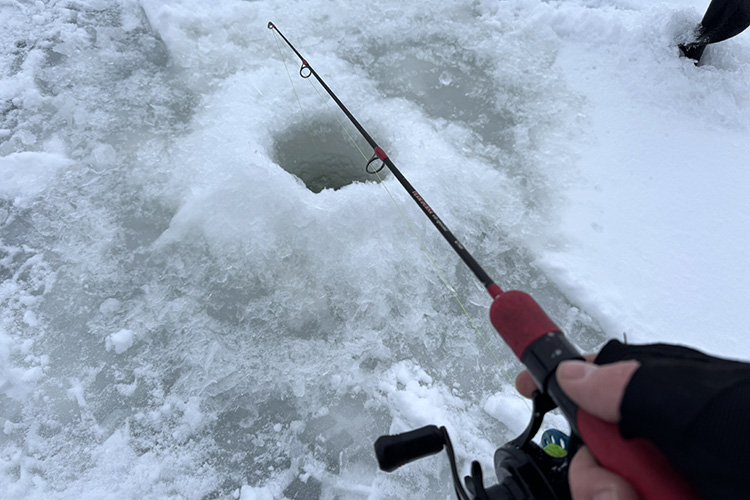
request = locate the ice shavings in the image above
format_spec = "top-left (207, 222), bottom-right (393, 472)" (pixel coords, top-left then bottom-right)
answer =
top-left (105, 329), bottom-right (135, 354)
top-left (0, 152), bottom-right (73, 207)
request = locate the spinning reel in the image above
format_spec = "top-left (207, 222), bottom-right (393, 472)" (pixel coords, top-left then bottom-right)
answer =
top-left (374, 392), bottom-right (577, 500)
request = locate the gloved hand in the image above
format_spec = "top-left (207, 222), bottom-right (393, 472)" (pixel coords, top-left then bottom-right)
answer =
top-left (516, 340), bottom-right (750, 500)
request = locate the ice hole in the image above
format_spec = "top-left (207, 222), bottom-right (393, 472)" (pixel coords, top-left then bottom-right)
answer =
top-left (272, 118), bottom-right (384, 193)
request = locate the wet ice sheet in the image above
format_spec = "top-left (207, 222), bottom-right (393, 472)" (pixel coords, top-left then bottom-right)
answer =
top-left (1, 1), bottom-right (748, 499)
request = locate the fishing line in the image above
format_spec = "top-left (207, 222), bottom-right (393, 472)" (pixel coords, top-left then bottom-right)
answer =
top-left (269, 25), bottom-right (519, 389)
top-left (301, 66), bottom-right (514, 377)
top-left (270, 27), bottom-right (307, 118)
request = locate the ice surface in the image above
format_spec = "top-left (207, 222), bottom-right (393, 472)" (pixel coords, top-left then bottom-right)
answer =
top-left (1, 0), bottom-right (748, 499)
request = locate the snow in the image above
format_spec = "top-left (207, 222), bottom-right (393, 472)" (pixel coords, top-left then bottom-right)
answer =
top-left (0, 0), bottom-right (748, 499)
top-left (106, 329), bottom-right (135, 354)
top-left (533, 3), bottom-right (750, 358)
top-left (0, 152), bottom-right (73, 208)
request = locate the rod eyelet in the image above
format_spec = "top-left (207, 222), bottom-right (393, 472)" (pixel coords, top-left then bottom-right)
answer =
top-left (300, 63), bottom-right (312, 78)
top-left (366, 154), bottom-right (385, 174)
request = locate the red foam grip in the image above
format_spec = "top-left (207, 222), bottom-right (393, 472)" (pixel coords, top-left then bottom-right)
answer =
top-left (577, 411), bottom-right (700, 499)
top-left (489, 290), bottom-right (561, 359)
top-left (487, 283), bottom-right (503, 298)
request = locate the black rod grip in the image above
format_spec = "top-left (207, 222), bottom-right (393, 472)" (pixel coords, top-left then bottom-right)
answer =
top-left (374, 425), bottom-right (445, 472)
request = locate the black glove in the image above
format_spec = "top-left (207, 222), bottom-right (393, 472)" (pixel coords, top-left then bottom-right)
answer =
top-left (594, 340), bottom-right (750, 500)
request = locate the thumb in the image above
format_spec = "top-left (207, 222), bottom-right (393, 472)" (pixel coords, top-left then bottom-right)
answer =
top-left (555, 360), bottom-right (640, 422)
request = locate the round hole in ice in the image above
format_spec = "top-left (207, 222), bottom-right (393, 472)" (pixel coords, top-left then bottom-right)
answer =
top-left (272, 117), bottom-right (385, 193)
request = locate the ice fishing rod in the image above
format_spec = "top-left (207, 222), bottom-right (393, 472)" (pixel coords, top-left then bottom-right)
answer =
top-left (268, 22), bottom-right (699, 500)
top-left (268, 21), bottom-right (496, 295)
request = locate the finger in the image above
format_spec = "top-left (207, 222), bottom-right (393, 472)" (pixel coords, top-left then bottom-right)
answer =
top-left (515, 370), bottom-right (538, 398)
top-left (556, 360), bottom-right (640, 422)
top-left (570, 446), bottom-right (641, 500)
top-left (515, 354), bottom-right (597, 399)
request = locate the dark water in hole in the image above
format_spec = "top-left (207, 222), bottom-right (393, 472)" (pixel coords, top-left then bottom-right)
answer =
top-left (273, 117), bottom-right (386, 193)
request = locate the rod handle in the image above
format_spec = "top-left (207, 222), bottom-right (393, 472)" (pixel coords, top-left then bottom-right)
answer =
top-left (489, 290), bottom-right (701, 500)
top-left (577, 413), bottom-right (700, 499)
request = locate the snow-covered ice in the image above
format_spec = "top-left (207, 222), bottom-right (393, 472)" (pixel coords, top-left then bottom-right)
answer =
top-left (1, 0), bottom-right (748, 499)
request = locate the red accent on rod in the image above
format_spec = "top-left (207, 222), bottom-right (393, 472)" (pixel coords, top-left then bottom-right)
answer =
top-left (487, 283), bottom-right (503, 299)
top-left (374, 147), bottom-right (388, 160)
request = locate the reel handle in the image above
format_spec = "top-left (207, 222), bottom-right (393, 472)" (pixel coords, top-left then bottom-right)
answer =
top-left (374, 425), bottom-right (446, 472)
top-left (489, 290), bottom-right (701, 500)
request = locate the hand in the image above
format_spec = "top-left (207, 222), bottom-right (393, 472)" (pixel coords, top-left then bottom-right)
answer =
top-left (516, 359), bottom-right (642, 500)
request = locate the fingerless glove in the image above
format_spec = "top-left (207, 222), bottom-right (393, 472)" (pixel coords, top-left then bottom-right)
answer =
top-left (595, 340), bottom-right (750, 500)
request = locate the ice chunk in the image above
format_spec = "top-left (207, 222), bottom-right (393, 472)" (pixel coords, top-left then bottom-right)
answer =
top-left (106, 329), bottom-right (135, 354)
top-left (0, 152), bottom-right (73, 207)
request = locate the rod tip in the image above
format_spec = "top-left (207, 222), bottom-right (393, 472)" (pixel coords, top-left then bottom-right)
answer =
top-left (267, 21), bottom-right (275, 29)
